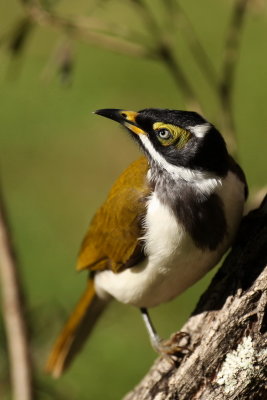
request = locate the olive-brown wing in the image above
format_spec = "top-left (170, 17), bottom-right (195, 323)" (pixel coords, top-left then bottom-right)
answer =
top-left (76, 157), bottom-right (150, 273)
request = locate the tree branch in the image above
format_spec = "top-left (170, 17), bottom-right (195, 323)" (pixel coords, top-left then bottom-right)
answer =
top-left (124, 195), bottom-right (267, 399)
top-left (0, 185), bottom-right (34, 400)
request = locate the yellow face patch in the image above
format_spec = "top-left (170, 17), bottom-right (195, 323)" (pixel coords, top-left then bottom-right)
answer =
top-left (153, 122), bottom-right (191, 148)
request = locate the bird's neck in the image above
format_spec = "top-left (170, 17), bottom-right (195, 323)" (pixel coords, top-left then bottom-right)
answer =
top-left (148, 161), bottom-right (223, 198)
top-left (147, 163), bottom-right (227, 250)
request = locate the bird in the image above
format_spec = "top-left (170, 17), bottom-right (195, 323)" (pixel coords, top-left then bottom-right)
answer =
top-left (46, 108), bottom-right (248, 378)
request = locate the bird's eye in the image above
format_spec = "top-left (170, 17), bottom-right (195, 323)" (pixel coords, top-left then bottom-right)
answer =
top-left (156, 129), bottom-right (172, 140)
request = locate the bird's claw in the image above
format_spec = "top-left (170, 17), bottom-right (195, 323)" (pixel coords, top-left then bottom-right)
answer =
top-left (153, 331), bottom-right (191, 356)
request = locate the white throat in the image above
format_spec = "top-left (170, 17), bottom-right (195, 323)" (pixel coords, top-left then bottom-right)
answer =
top-left (139, 135), bottom-right (222, 195)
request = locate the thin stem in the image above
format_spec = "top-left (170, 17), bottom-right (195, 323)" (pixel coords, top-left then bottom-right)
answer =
top-left (10, 0), bottom-right (204, 111)
top-left (168, 0), bottom-right (218, 90)
top-left (18, 0), bottom-right (247, 142)
top-left (0, 185), bottom-right (34, 400)
top-left (158, 41), bottom-right (202, 112)
top-left (26, 4), bottom-right (154, 59)
top-left (130, 0), bottom-right (202, 110)
top-left (25, 2), bottom-right (202, 110)
top-left (220, 0), bottom-right (249, 155)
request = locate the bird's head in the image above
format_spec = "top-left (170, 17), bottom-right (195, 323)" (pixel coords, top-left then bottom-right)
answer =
top-left (95, 108), bottom-right (229, 177)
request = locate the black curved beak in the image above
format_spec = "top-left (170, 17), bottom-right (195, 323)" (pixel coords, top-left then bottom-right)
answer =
top-left (94, 108), bottom-right (146, 136)
top-left (94, 108), bottom-right (124, 123)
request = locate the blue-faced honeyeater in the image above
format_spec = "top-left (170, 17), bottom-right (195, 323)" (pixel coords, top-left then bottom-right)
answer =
top-left (46, 108), bottom-right (247, 377)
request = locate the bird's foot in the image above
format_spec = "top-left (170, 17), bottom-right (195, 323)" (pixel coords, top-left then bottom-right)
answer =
top-left (140, 308), bottom-right (190, 359)
top-left (152, 331), bottom-right (191, 357)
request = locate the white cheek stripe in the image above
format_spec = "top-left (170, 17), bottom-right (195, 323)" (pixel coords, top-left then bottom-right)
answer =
top-left (190, 123), bottom-right (211, 138)
top-left (139, 134), bottom-right (221, 194)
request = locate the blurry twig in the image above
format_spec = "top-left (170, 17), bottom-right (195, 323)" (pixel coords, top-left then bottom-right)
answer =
top-left (23, 1), bottom-right (202, 110)
top-left (163, 0), bottom-right (218, 89)
top-left (220, 0), bottom-right (249, 155)
top-left (129, 0), bottom-right (202, 111)
top-left (25, 4), bottom-right (154, 58)
top-left (0, 185), bottom-right (34, 400)
top-left (13, 0), bottom-right (250, 150)
top-left (157, 41), bottom-right (201, 111)
top-left (7, 17), bottom-right (34, 57)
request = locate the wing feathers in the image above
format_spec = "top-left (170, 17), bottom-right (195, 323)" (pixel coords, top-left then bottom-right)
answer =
top-left (76, 157), bottom-right (150, 272)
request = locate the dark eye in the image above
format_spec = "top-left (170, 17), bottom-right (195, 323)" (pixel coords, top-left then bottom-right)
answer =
top-left (157, 129), bottom-right (172, 140)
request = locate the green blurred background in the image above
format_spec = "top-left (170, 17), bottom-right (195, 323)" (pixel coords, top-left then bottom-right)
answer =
top-left (0, 0), bottom-right (266, 399)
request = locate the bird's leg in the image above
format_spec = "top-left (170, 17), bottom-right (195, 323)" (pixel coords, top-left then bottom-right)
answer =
top-left (140, 308), bottom-right (190, 356)
top-left (140, 307), bottom-right (161, 350)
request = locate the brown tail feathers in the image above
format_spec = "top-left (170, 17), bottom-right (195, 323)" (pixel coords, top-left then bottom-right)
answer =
top-left (45, 279), bottom-right (108, 378)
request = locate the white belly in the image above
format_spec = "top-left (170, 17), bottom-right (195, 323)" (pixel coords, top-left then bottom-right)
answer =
top-left (95, 171), bottom-right (245, 308)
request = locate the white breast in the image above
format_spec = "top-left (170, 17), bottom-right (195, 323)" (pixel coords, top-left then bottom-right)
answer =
top-left (95, 171), bottom-right (245, 308)
top-left (142, 193), bottom-right (186, 268)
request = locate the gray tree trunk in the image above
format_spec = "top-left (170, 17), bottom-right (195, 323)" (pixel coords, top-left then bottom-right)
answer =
top-left (124, 196), bottom-right (267, 400)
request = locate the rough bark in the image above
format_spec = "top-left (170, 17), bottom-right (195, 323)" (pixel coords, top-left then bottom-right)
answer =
top-left (124, 195), bottom-right (267, 400)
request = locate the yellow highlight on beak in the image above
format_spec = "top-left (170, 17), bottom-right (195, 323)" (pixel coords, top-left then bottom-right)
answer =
top-left (125, 122), bottom-right (146, 136)
top-left (120, 110), bottom-right (138, 123)
top-left (120, 110), bottom-right (146, 136)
